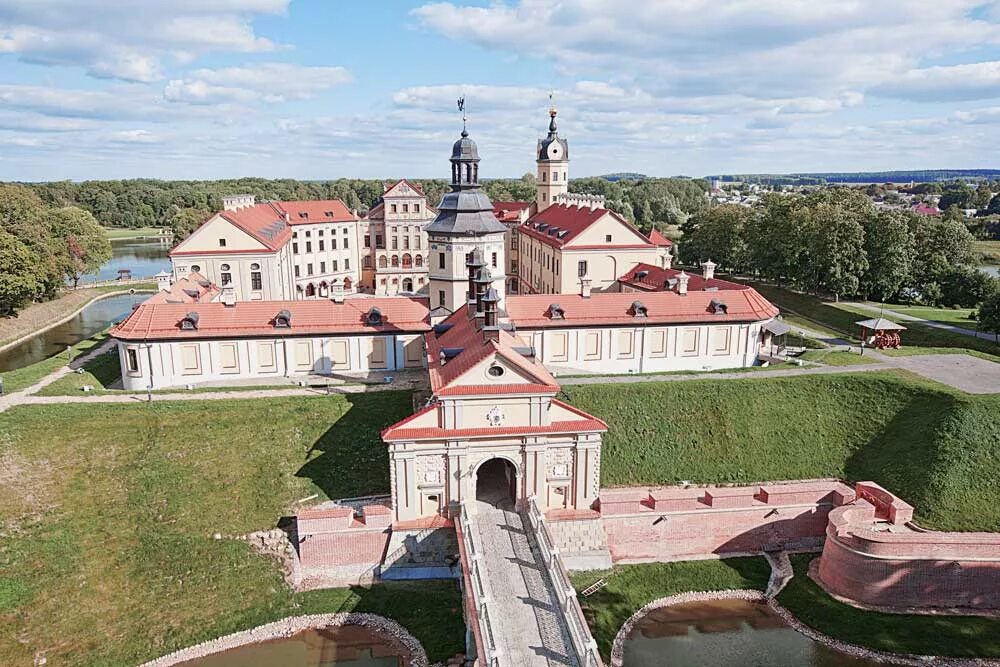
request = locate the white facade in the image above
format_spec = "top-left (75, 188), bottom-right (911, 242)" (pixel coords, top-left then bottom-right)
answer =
top-left (428, 232), bottom-right (507, 313)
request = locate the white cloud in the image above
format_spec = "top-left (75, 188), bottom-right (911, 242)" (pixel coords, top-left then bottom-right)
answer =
top-left (872, 61), bottom-right (1000, 101)
top-left (164, 63), bottom-right (352, 105)
top-left (0, 0), bottom-right (287, 81)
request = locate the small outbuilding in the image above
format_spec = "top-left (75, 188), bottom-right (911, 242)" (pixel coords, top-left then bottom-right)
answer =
top-left (856, 317), bottom-right (906, 349)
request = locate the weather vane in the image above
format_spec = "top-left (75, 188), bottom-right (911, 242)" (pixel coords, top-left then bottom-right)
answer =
top-left (457, 96), bottom-right (467, 133)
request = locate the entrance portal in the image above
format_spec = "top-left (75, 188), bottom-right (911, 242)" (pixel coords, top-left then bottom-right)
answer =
top-left (476, 458), bottom-right (517, 508)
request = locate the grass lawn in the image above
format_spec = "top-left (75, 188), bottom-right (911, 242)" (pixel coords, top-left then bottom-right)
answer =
top-left (563, 371), bottom-right (1000, 531)
top-left (777, 555), bottom-right (1000, 658)
top-left (103, 226), bottom-right (170, 240)
top-left (752, 283), bottom-right (1000, 360)
top-left (879, 346), bottom-right (1000, 363)
top-left (797, 349), bottom-right (872, 366)
top-left (869, 303), bottom-right (978, 326)
top-left (0, 393), bottom-right (468, 667)
top-left (1, 332), bottom-right (112, 394)
top-left (570, 558), bottom-right (770, 660)
top-left (974, 240), bottom-right (1000, 265)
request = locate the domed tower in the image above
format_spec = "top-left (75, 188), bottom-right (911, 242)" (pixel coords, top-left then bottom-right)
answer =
top-left (536, 103), bottom-right (569, 210)
top-left (425, 120), bottom-right (507, 315)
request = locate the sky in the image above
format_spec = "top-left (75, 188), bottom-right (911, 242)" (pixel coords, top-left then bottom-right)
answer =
top-left (0, 0), bottom-right (999, 181)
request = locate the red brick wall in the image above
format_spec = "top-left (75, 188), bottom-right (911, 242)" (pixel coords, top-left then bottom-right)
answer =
top-left (599, 481), bottom-right (854, 563)
top-left (298, 528), bottom-right (390, 570)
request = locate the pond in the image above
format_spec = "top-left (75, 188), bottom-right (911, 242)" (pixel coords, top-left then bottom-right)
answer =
top-left (77, 238), bottom-right (172, 284)
top-left (175, 625), bottom-right (408, 667)
top-left (0, 293), bottom-right (148, 373)
top-left (621, 598), bottom-right (880, 667)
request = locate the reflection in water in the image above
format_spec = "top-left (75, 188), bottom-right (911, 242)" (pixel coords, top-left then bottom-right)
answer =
top-left (176, 625), bottom-right (406, 667)
top-left (981, 265), bottom-right (999, 278)
top-left (0, 293), bottom-right (148, 372)
top-left (77, 238), bottom-right (172, 284)
top-left (623, 599), bottom-right (879, 667)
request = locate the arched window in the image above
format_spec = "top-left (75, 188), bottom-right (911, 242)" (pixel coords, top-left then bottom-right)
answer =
top-left (318, 281), bottom-right (328, 298)
top-left (250, 262), bottom-right (262, 291)
top-left (191, 264), bottom-right (201, 273)
top-left (403, 278), bottom-right (413, 292)
top-left (378, 256), bottom-right (388, 268)
top-left (391, 255), bottom-right (399, 267)
top-left (344, 277), bottom-right (353, 291)
top-left (220, 263), bottom-right (232, 286)
top-left (305, 283), bottom-right (316, 298)
top-left (415, 254), bottom-right (423, 267)
top-left (402, 253), bottom-right (412, 268)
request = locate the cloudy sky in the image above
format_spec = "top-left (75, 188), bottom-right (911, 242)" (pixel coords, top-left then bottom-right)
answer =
top-left (1, 0), bottom-right (999, 181)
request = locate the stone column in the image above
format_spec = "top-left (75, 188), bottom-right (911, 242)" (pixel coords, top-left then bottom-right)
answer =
top-left (393, 450), bottom-right (417, 522)
top-left (523, 437), bottom-right (547, 504)
top-left (573, 435), bottom-right (601, 510)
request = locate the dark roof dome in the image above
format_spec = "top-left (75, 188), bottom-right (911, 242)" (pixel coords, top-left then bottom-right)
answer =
top-left (537, 106), bottom-right (569, 162)
top-left (452, 130), bottom-right (480, 161)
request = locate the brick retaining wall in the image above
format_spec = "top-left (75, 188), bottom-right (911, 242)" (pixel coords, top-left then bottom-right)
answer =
top-left (816, 482), bottom-right (1000, 611)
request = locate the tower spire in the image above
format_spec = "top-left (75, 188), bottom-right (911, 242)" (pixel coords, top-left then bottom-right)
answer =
top-left (457, 95), bottom-right (468, 137)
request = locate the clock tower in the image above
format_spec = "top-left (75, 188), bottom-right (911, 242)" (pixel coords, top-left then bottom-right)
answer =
top-left (536, 104), bottom-right (570, 210)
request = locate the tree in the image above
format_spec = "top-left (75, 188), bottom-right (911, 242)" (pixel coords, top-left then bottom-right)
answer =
top-left (48, 207), bottom-right (112, 287)
top-left (0, 230), bottom-right (41, 315)
top-left (979, 292), bottom-right (1000, 342)
top-left (862, 210), bottom-right (915, 301)
top-left (974, 182), bottom-right (993, 209)
top-left (938, 185), bottom-right (974, 211)
top-left (912, 217), bottom-right (976, 280)
top-left (805, 203), bottom-right (868, 299)
top-left (168, 207), bottom-right (210, 243)
top-left (746, 195), bottom-right (811, 284)
top-left (985, 194), bottom-right (1000, 217)
top-left (938, 267), bottom-right (998, 308)
top-left (678, 205), bottom-right (749, 272)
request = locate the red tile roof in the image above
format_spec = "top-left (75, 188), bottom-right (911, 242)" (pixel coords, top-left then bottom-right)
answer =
top-left (619, 262), bottom-right (748, 292)
top-left (281, 200), bottom-right (357, 225)
top-left (145, 272), bottom-right (219, 305)
top-left (424, 307), bottom-right (558, 394)
top-left (505, 289), bottom-right (778, 328)
top-left (518, 203), bottom-right (654, 249)
top-left (112, 296), bottom-right (430, 341)
top-left (382, 399), bottom-right (606, 442)
top-left (493, 201), bottom-right (534, 223)
top-left (647, 228), bottom-right (674, 247)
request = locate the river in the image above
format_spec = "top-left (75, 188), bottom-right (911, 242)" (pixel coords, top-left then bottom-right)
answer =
top-left (78, 237), bottom-right (172, 284)
top-left (621, 598), bottom-right (879, 666)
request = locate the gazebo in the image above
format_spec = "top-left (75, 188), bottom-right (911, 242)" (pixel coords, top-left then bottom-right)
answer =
top-left (760, 318), bottom-right (792, 359)
top-left (116, 268), bottom-right (132, 281)
top-left (856, 317), bottom-right (906, 350)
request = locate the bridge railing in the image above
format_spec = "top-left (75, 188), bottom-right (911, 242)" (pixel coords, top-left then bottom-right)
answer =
top-left (456, 502), bottom-right (500, 667)
top-left (526, 497), bottom-right (604, 667)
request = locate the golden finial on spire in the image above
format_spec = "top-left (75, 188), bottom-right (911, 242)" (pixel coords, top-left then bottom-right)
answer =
top-left (548, 90), bottom-right (557, 117)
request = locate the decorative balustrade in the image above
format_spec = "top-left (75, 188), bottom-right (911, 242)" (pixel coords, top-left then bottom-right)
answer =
top-left (525, 497), bottom-right (604, 667)
top-left (457, 502), bottom-right (501, 667)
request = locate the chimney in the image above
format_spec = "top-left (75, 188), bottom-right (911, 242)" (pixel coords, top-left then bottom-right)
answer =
top-left (677, 271), bottom-right (690, 296)
top-left (701, 259), bottom-right (716, 281)
top-left (473, 266), bottom-right (491, 318)
top-left (482, 288), bottom-right (501, 341)
top-left (663, 252), bottom-right (674, 270)
top-left (221, 284), bottom-right (236, 307)
top-left (580, 277), bottom-right (592, 298)
top-left (466, 250), bottom-right (485, 315)
top-left (155, 270), bottom-right (172, 293)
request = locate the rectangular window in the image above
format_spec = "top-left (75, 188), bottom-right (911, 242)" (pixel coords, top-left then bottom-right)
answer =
top-left (438, 253), bottom-right (445, 269)
top-left (414, 236), bottom-right (421, 249)
top-left (306, 241), bottom-right (312, 253)
top-left (318, 229), bottom-right (324, 236)
top-left (364, 234), bottom-right (371, 248)
top-left (491, 252), bottom-right (498, 268)
top-left (221, 272), bottom-right (232, 285)
top-left (578, 260), bottom-right (588, 277)
top-left (320, 262), bottom-right (326, 273)
top-left (293, 242), bottom-right (299, 254)
top-left (438, 290), bottom-right (445, 306)
top-left (305, 231), bottom-right (311, 237)
top-left (414, 203), bottom-right (420, 212)
top-left (332, 260), bottom-right (338, 271)
top-left (344, 258), bottom-right (350, 270)
top-left (605, 234), bottom-right (612, 243)
top-left (319, 240), bottom-right (325, 252)
top-left (294, 265), bottom-right (300, 278)
top-left (403, 203), bottom-right (409, 213)
top-left (307, 263), bottom-right (313, 276)
top-left (376, 235), bottom-right (384, 249)
top-left (251, 271), bottom-right (262, 291)
top-left (218, 238), bottom-right (227, 247)
top-left (332, 238), bottom-right (338, 250)
top-left (404, 236), bottom-right (410, 250)
top-left (390, 204), bottom-right (397, 213)
top-left (391, 237), bottom-right (398, 250)
top-left (542, 172), bottom-right (547, 182)
top-left (344, 237), bottom-right (349, 249)
top-left (125, 347), bottom-right (139, 373)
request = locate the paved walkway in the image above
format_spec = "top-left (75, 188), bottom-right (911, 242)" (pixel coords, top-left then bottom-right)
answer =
top-left (843, 302), bottom-right (996, 342)
top-left (470, 500), bottom-right (578, 666)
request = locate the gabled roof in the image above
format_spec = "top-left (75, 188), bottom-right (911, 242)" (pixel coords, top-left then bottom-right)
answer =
top-left (112, 296), bottom-right (430, 341)
top-left (619, 262), bottom-right (747, 292)
top-left (506, 289), bottom-right (778, 328)
top-left (518, 203), bottom-right (653, 249)
top-left (281, 200), bottom-right (357, 225)
top-left (424, 307), bottom-right (558, 395)
top-left (647, 228), bottom-right (674, 247)
top-left (493, 201), bottom-right (534, 223)
top-left (145, 272), bottom-right (219, 305)
top-left (383, 179), bottom-right (425, 196)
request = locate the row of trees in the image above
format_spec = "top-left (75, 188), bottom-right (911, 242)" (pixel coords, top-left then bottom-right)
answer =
top-left (0, 184), bottom-right (111, 315)
top-left (680, 189), bottom-right (995, 307)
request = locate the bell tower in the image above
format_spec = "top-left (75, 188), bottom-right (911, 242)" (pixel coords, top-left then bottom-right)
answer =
top-left (425, 107), bottom-right (508, 315)
top-left (536, 101), bottom-right (569, 211)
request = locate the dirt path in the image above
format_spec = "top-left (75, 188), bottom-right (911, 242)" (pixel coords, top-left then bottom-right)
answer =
top-left (843, 302), bottom-right (996, 342)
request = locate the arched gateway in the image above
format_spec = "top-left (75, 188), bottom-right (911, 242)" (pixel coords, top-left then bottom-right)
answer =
top-left (475, 457), bottom-right (517, 508)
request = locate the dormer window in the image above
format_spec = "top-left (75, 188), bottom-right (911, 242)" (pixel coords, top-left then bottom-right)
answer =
top-left (710, 299), bottom-right (728, 315)
top-left (274, 309), bottom-right (292, 328)
top-left (631, 301), bottom-right (648, 318)
top-left (548, 303), bottom-right (565, 320)
top-left (366, 307), bottom-right (383, 326)
top-left (298, 212), bottom-right (308, 219)
top-left (179, 312), bottom-right (199, 330)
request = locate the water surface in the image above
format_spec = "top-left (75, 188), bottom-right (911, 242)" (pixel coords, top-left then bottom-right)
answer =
top-left (622, 598), bottom-right (879, 666)
top-left (77, 238), bottom-right (171, 284)
top-left (0, 293), bottom-right (147, 372)
top-left (175, 625), bottom-right (407, 667)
